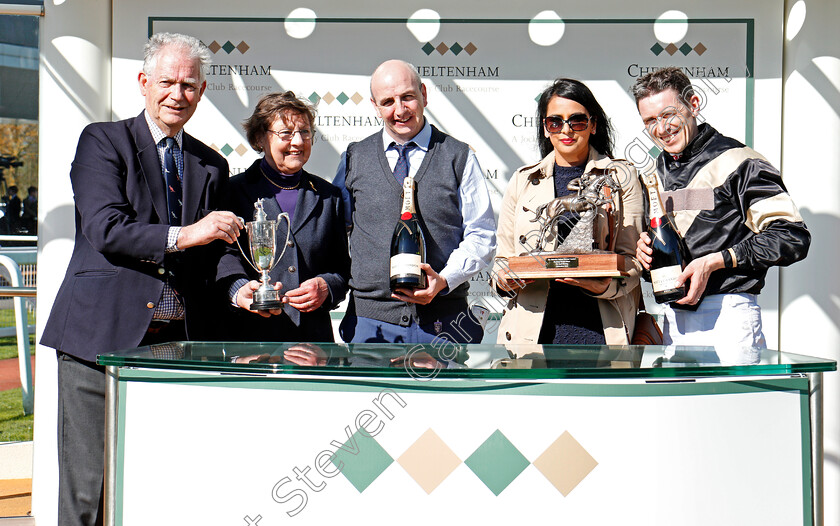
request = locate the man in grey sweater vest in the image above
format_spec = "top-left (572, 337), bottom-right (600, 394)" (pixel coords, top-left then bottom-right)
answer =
top-left (334, 59), bottom-right (496, 344)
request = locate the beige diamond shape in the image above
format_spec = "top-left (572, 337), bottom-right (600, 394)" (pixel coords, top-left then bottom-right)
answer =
top-left (664, 43), bottom-right (679, 56)
top-left (436, 42), bottom-right (449, 55)
top-left (209, 143), bottom-right (220, 152)
top-left (350, 92), bottom-right (364, 105)
top-left (236, 41), bottom-right (250, 54)
top-left (322, 92), bottom-right (336, 104)
top-left (397, 429), bottom-right (461, 494)
top-left (533, 431), bottom-right (597, 496)
top-left (464, 42), bottom-right (477, 55)
top-left (234, 144), bottom-right (249, 156)
top-left (207, 41), bottom-right (222, 54)
top-left (694, 42), bottom-right (707, 56)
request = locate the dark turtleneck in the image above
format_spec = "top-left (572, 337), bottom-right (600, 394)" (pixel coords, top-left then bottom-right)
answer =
top-left (260, 157), bottom-right (301, 223)
top-left (538, 162), bottom-right (606, 345)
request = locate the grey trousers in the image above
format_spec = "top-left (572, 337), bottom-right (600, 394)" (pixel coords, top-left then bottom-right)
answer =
top-left (57, 351), bottom-right (105, 526)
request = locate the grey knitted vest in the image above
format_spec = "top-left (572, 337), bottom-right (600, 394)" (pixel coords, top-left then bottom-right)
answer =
top-left (345, 125), bottom-right (471, 326)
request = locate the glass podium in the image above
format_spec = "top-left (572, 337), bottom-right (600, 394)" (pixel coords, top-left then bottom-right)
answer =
top-left (100, 343), bottom-right (834, 526)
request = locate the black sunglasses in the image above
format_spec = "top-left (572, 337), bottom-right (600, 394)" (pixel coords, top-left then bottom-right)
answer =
top-left (544, 114), bottom-right (592, 133)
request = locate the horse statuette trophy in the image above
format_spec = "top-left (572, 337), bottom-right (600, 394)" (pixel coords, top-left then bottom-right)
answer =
top-left (503, 167), bottom-right (629, 279)
top-left (237, 198), bottom-right (292, 310)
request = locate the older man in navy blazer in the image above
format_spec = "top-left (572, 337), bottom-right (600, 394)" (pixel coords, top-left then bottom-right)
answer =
top-left (41, 33), bottom-right (243, 526)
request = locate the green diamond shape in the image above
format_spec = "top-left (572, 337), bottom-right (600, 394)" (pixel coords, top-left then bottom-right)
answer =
top-left (679, 42), bottom-right (693, 55)
top-left (220, 144), bottom-right (234, 156)
top-left (421, 42), bottom-right (435, 55)
top-left (648, 145), bottom-right (662, 158)
top-left (336, 92), bottom-right (350, 105)
top-left (650, 42), bottom-right (664, 55)
top-left (450, 42), bottom-right (463, 55)
top-left (222, 41), bottom-right (235, 54)
top-left (331, 430), bottom-right (393, 493)
top-left (465, 430), bottom-right (529, 496)
top-left (308, 92), bottom-right (321, 104)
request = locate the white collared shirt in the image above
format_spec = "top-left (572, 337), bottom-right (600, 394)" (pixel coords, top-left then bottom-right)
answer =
top-left (143, 110), bottom-right (185, 320)
top-left (335, 120), bottom-right (496, 292)
top-left (145, 111), bottom-right (185, 169)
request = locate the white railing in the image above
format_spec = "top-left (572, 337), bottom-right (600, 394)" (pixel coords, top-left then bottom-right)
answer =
top-left (0, 4), bottom-right (44, 16)
top-left (0, 244), bottom-right (36, 415)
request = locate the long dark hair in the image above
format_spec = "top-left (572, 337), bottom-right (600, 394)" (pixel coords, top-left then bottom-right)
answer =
top-left (536, 78), bottom-right (614, 159)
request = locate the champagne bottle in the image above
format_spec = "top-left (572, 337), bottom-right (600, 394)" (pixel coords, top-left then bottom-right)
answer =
top-left (641, 173), bottom-right (691, 304)
top-left (390, 177), bottom-right (427, 290)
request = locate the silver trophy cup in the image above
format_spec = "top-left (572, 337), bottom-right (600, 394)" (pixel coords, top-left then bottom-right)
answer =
top-left (236, 198), bottom-right (292, 311)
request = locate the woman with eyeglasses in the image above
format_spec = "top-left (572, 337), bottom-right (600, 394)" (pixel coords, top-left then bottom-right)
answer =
top-left (218, 91), bottom-right (350, 342)
top-left (494, 78), bottom-right (643, 345)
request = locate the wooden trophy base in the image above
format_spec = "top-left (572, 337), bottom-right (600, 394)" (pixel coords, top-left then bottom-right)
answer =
top-left (504, 252), bottom-right (628, 279)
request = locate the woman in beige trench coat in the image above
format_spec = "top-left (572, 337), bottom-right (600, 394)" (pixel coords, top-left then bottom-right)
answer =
top-left (494, 78), bottom-right (643, 345)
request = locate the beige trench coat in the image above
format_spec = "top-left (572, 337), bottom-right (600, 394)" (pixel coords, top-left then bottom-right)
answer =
top-left (494, 148), bottom-right (643, 345)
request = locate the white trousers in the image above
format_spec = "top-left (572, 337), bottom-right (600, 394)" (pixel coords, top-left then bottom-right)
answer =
top-left (662, 293), bottom-right (766, 364)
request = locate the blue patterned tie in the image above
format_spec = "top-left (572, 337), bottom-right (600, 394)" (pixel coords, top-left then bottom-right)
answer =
top-left (392, 142), bottom-right (416, 183)
top-left (163, 138), bottom-right (182, 226)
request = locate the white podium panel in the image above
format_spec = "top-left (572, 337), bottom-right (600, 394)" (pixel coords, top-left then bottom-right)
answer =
top-left (110, 370), bottom-right (811, 526)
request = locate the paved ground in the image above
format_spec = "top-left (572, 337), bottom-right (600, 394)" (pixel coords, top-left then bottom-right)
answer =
top-left (0, 355), bottom-right (35, 519)
top-left (0, 479), bottom-right (30, 518)
top-left (0, 358), bottom-right (34, 392)
top-left (0, 358), bottom-right (35, 520)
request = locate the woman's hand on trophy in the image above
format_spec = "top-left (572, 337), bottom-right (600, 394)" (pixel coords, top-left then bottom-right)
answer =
top-left (235, 280), bottom-right (285, 317)
top-left (284, 277), bottom-right (329, 312)
top-left (555, 276), bottom-right (611, 295)
top-left (176, 211), bottom-right (244, 249)
top-left (494, 266), bottom-right (534, 294)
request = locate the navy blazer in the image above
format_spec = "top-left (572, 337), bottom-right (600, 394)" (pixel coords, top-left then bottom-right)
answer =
top-left (42, 112), bottom-right (231, 361)
top-left (217, 160), bottom-right (350, 342)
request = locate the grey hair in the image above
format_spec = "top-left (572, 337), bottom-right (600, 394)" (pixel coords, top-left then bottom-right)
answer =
top-left (143, 32), bottom-right (212, 83)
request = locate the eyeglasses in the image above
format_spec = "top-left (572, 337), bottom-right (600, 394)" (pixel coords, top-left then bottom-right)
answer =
top-left (642, 105), bottom-right (688, 130)
top-left (544, 114), bottom-right (592, 133)
top-left (267, 129), bottom-right (315, 143)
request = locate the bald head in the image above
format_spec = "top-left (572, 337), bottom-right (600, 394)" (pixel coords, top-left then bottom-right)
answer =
top-left (370, 60), bottom-right (422, 97)
top-left (370, 59), bottom-right (427, 143)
